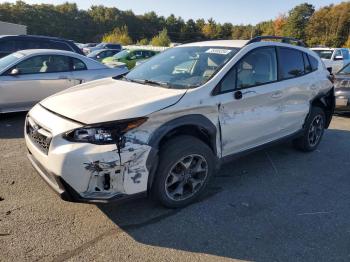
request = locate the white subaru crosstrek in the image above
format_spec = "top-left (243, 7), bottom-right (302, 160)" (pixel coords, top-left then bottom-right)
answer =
top-left (25, 37), bottom-right (334, 208)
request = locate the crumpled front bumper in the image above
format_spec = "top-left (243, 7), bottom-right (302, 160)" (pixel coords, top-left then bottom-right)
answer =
top-left (25, 104), bottom-right (157, 203)
top-left (27, 149), bottom-right (147, 203)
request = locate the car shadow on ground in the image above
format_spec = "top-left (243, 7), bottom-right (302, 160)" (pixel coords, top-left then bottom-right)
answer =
top-left (0, 112), bottom-right (27, 139)
top-left (98, 128), bottom-right (350, 261)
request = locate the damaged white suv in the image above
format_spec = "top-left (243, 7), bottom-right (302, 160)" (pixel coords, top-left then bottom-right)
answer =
top-left (25, 36), bottom-right (334, 208)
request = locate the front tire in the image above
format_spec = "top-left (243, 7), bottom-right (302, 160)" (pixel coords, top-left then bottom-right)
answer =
top-left (152, 135), bottom-right (215, 208)
top-left (293, 106), bottom-right (326, 152)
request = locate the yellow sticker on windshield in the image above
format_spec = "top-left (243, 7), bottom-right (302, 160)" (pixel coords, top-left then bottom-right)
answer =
top-left (205, 48), bottom-right (231, 55)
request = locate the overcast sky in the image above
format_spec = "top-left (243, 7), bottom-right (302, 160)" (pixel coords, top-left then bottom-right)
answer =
top-left (4, 0), bottom-right (344, 24)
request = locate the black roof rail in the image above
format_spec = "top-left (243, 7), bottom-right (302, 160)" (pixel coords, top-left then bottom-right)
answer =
top-left (246, 36), bottom-right (307, 47)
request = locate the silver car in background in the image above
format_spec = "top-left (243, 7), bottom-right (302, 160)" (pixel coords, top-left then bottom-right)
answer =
top-left (0, 49), bottom-right (128, 113)
top-left (334, 63), bottom-right (350, 112)
top-left (311, 47), bottom-right (350, 74)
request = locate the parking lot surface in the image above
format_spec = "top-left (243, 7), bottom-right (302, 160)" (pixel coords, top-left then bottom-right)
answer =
top-left (1, 113), bottom-right (350, 262)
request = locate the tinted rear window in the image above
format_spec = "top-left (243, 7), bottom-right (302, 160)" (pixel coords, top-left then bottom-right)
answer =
top-left (106, 44), bottom-right (121, 50)
top-left (303, 53), bottom-right (312, 73)
top-left (0, 38), bottom-right (73, 52)
top-left (49, 41), bottom-right (72, 51)
top-left (278, 48), bottom-right (305, 79)
top-left (308, 54), bottom-right (318, 71)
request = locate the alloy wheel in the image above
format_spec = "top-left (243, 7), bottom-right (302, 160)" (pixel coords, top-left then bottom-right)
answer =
top-left (165, 154), bottom-right (208, 201)
top-left (308, 114), bottom-right (324, 147)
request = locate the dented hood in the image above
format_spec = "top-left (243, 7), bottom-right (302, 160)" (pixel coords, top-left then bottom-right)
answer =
top-left (40, 78), bottom-right (187, 124)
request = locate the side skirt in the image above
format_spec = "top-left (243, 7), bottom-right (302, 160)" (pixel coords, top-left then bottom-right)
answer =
top-left (219, 129), bottom-right (304, 165)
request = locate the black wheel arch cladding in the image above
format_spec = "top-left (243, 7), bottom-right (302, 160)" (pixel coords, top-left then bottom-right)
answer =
top-left (146, 114), bottom-right (218, 192)
top-left (309, 87), bottom-right (335, 129)
top-left (148, 114), bottom-right (218, 154)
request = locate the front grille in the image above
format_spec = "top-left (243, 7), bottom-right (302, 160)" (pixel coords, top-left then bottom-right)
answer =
top-left (26, 117), bottom-right (52, 155)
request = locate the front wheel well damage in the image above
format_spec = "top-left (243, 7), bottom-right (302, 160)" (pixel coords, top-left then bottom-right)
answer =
top-left (159, 125), bottom-right (215, 154)
top-left (146, 115), bottom-right (218, 192)
top-left (147, 125), bottom-right (217, 193)
top-left (310, 87), bottom-right (335, 129)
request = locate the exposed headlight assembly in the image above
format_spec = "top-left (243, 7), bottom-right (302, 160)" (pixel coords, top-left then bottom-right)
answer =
top-left (63, 117), bottom-right (147, 145)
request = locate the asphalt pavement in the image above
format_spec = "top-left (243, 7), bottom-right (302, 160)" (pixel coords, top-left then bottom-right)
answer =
top-left (1, 112), bottom-right (350, 262)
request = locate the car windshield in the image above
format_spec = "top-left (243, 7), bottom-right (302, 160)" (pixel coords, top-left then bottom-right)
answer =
top-left (124, 46), bottom-right (239, 89)
top-left (113, 50), bottom-right (129, 59)
top-left (313, 50), bottom-right (334, 60)
top-left (338, 63), bottom-right (350, 75)
top-left (0, 53), bottom-right (24, 71)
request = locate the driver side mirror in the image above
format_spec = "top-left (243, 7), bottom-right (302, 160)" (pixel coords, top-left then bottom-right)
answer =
top-left (10, 68), bottom-right (19, 76)
top-left (334, 55), bottom-right (343, 61)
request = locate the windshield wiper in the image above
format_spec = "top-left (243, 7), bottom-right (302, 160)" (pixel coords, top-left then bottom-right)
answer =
top-left (125, 78), bottom-right (171, 88)
top-left (143, 79), bottom-right (170, 88)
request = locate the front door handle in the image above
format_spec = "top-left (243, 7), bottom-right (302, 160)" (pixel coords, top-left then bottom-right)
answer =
top-left (234, 90), bottom-right (257, 100)
top-left (234, 91), bottom-right (243, 100)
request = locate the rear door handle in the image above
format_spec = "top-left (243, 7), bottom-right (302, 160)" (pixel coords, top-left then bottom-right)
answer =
top-left (58, 76), bottom-right (68, 79)
top-left (271, 91), bottom-right (283, 98)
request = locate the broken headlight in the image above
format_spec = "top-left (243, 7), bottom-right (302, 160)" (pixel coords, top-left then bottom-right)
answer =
top-left (63, 117), bottom-right (147, 145)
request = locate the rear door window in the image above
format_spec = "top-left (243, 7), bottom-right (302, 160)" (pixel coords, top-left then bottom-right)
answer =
top-left (14, 55), bottom-right (71, 74)
top-left (72, 58), bottom-right (87, 71)
top-left (278, 48), bottom-right (305, 79)
top-left (303, 53), bottom-right (312, 73)
top-left (134, 50), bottom-right (143, 59)
top-left (105, 50), bottom-right (117, 57)
top-left (98, 51), bottom-right (109, 58)
top-left (308, 55), bottom-right (318, 71)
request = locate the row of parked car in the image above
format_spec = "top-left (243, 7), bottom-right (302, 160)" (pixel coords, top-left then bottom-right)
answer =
top-left (0, 34), bottom-right (162, 113)
top-left (0, 35), bottom-right (160, 70)
top-left (75, 42), bottom-right (159, 69)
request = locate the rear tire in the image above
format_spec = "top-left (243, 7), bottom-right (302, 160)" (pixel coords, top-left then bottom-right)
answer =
top-left (152, 135), bottom-right (215, 208)
top-left (293, 106), bottom-right (325, 152)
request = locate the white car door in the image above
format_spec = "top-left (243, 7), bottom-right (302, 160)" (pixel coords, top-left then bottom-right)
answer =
top-left (216, 46), bottom-right (285, 156)
top-left (274, 47), bottom-right (313, 133)
top-left (0, 55), bottom-right (75, 112)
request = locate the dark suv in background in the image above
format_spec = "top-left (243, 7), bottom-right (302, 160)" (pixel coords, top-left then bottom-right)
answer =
top-left (0, 35), bottom-right (84, 58)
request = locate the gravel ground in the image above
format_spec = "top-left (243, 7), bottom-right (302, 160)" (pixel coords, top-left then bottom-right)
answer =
top-left (1, 112), bottom-right (350, 262)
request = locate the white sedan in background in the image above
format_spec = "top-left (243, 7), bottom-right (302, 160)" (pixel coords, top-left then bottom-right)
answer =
top-left (0, 49), bottom-right (128, 113)
top-left (311, 47), bottom-right (350, 73)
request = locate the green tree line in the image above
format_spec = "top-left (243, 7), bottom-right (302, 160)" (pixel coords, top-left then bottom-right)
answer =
top-left (0, 1), bottom-right (349, 47)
